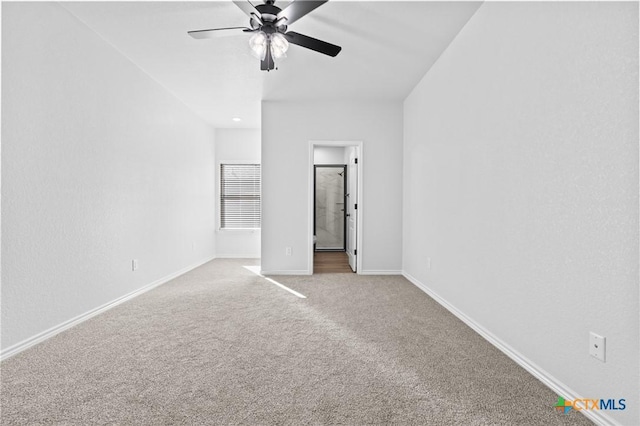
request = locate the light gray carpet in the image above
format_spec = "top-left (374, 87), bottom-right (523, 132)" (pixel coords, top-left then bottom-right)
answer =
top-left (1, 259), bottom-right (592, 425)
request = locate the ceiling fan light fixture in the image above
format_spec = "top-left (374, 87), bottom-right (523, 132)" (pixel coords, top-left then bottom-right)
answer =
top-left (270, 32), bottom-right (289, 59)
top-left (249, 13), bottom-right (262, 29)
top-left (189, 0), bottom-right (342, 71)
top-left (249, 31), bottom-right (268, 60)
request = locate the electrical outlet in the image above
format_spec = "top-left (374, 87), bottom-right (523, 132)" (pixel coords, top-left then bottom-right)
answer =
top-left (132, 259), bottom-right (139, 271)
top-left (589, 332), bottom-right (606, 362)
top-left (285, 247), bottom-right (292, 256)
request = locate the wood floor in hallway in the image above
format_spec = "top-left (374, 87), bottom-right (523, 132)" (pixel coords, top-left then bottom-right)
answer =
top-left (313, 251), bottom-right (353, 273)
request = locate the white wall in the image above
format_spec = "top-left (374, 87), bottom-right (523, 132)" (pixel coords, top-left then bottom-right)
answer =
top-left (262, 101), bottom-right (403, 274)
top-left (1, 3), bottom-right (216, 353)
top-left (343, 147), bottom-right (356, 167)
top-left (314, 146), bottom-right (345, 165)
top-left (403, 2), bottom-right (638, 424)
top-left (215, 128), bottom-right (261, 258)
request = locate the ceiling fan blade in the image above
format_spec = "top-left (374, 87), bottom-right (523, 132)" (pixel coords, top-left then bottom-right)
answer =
top-left (284, 31), bottom-right (341, 57)
top-left (261, 42), bottom-right (275, 71)
top-left (233, 0), bottom-right (260, 18)
top-left (188, 27), bottom-right (249, 39)
top-left (277, 0), bottom-right (327, 26)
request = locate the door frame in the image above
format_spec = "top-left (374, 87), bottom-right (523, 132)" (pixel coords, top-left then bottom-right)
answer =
top-left (308, 141), bottom-right (363, 274)
top-left (313, 165), bottom-right (347, 252)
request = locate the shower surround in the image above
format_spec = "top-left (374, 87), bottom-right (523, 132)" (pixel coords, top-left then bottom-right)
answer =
top-left (315, 166), bottom-right (345, 250)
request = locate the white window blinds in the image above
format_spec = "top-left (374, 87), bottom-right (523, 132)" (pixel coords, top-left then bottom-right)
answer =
top-left (220, 164), bottom-right (261, 229)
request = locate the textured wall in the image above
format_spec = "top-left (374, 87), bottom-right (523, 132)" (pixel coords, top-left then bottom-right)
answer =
top-left (403, 2), bottom-right (638, 424)
top-left (1, 3), bottom-right (216, 351)
top-left (262, 101), bottom-right (403, 274)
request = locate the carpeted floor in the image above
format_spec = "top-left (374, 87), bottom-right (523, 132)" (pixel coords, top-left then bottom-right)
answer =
top-left (1, 259), bottom-right (592, 425)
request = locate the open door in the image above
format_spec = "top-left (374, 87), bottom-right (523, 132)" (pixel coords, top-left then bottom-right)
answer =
top-left (346, 150), bottom-right (358, 272)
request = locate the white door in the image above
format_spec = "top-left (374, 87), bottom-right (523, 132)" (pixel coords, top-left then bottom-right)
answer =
top-left (346, 150), bottom-right (358, 272)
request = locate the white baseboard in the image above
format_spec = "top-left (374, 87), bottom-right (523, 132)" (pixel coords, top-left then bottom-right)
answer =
top-left (358, 270), bottom-right (402, 275)
top-left (259, 269), bottom-right (402, 276)
top-left (402, 271), bottom-right (621, 426)
top-left (261, 270), bottom-right (311, 276)
top-left (0, 255), bottom-right (216, 361)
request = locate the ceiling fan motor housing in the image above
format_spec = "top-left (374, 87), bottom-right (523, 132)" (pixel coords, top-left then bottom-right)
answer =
top-left (255, 3), bottom-right (288, 33)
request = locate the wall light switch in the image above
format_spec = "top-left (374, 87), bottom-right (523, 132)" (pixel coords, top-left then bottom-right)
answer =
top-left (132, 259), bottom-right (139, 271)
top-left (589, 332), bottom-right (606, 362)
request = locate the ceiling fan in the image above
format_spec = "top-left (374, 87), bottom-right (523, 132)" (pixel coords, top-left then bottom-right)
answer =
top-left (188, 0), bottom-right (341, 71)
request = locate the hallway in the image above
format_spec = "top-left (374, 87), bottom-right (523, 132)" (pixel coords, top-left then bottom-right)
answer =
top-left (313, 251), bottom-right (353, 274)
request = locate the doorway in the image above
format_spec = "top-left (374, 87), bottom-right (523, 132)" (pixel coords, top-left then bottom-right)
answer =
top-left (308, 141), bottom-right (362, 275)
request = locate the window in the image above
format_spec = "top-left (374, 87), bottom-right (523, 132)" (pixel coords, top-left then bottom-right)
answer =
top-left (220, 164), bottom-right (261, 229)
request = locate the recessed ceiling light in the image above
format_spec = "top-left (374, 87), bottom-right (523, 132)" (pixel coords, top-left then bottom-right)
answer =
top-left (232, 117), bottom-right (242, 122)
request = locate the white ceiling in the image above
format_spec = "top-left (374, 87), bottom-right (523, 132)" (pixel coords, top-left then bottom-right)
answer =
top-left (62, 1), bottom-right (482, 128)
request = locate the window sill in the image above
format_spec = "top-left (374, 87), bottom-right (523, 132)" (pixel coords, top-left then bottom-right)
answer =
top-left (217, 229), bottom-right (261, 233)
